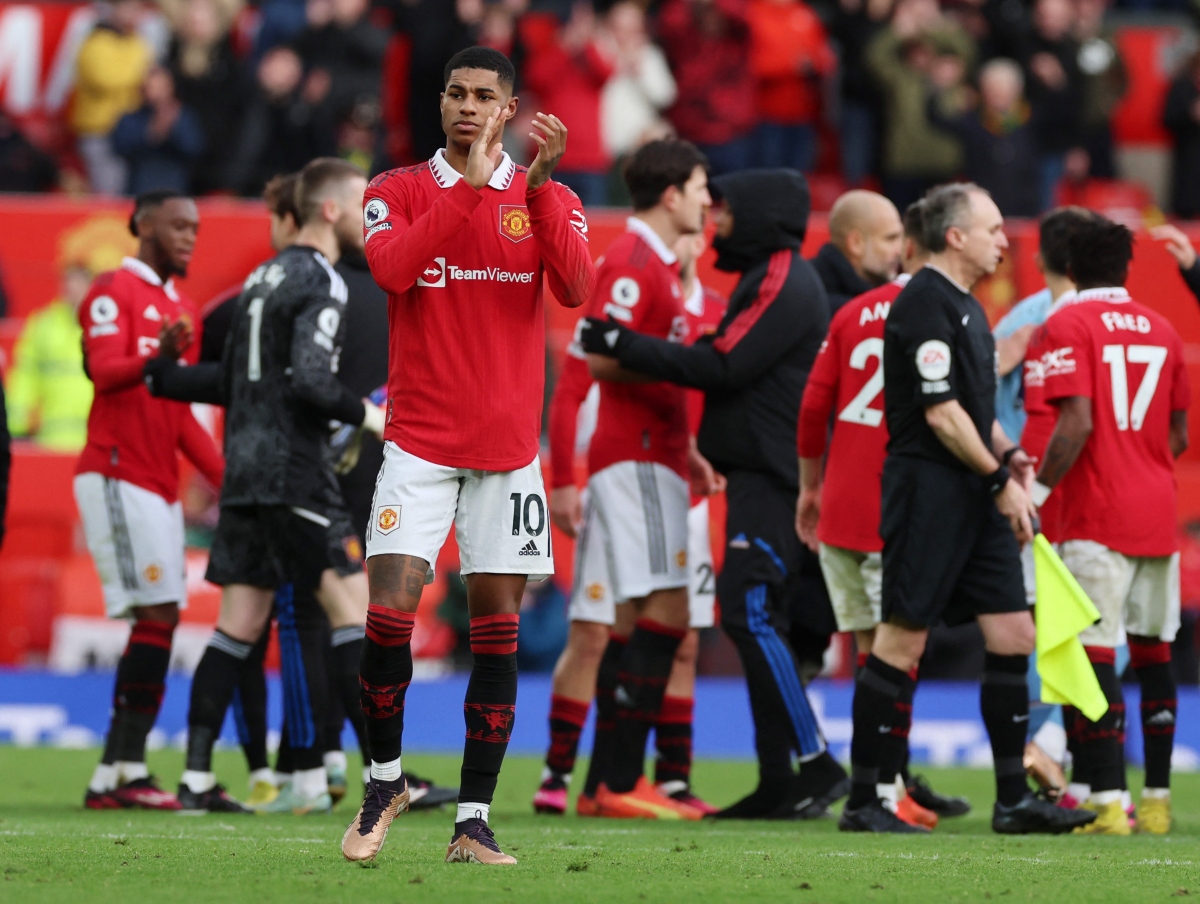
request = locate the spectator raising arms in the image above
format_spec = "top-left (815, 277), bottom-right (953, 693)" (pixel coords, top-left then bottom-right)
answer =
top-left (524, 2), bottom-right (614, 207)
top-left (657, 0), bottom-right (757, 175)
top-left (113, 67), bottom-right (206, 195)
top-left (747, 0), bottom-right (836, 172)
top-left (599, 2), bottom-right (677, 163)
top-left (71, 0), bottom-right (153, 195)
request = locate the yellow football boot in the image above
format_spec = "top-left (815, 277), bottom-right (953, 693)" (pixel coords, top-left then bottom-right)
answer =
top-left (1073, 799), bottom-right (1132, 835)
top-left (1136, 796), bottom-right (1171, 834)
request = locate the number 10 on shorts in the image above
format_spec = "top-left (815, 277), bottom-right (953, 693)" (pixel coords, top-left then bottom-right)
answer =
top-left (509, 493), bottom-right (546, 537)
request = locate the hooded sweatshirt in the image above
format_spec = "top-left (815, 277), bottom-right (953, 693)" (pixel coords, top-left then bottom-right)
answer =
top-left (613, 169), bottom-right (829, 490)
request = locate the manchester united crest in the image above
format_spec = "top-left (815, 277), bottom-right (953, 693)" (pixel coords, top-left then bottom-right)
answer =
top-left (499, 205), bottom-right (532, 243)
top-left (377, 507), bottom-right (400, 534)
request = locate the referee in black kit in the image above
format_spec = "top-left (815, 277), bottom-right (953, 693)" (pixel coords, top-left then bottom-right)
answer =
top-left (840, 183), bottom-right (1097, 835)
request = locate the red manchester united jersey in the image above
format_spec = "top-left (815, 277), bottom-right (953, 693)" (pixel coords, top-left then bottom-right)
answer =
top-left (77, 257), bottom-right (223, 502)
top-left (1019, 292), bottom-right (1075, 541)
top-left (363, 149), bottom-right (595, 471)
top-left (798, 276), bottom-right (906, 552)
top-left (1039, 287), bottom-right (1190, 557)
top-left (586, 219), bottom-right (690, 480)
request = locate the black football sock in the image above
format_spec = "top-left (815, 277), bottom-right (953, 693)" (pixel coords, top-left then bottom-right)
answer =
top-left (981, 652), bottom-right (1030, 806)
top-left (607, 618), bottom-right (686, 794)
top-left (1131, 640), bottom-right (1176, 790)
top-left (275, 723), bottom-right (295, 777)
top-left (878, 667), bottom-right (916, 788)
top-left (583, 634), bottom-right (627, 797)
top-left (1063, 704), bottom-right (1089, 787)
top-left (848, 654), bottom-right (907, 808)
top-left (1080, 648), bottom-right (1125, 796)
top-left (104, 619), bottom-right (175, 767)
top-left (459, 614), bottom-right (520, 807)
top-left (545, 694), bottom-right (590, 779)
top-left (331, 625), bottom-right (370, 762)
top-left (654, 695), bottom-right (694, 788)
top-left (185, 630), bottom-right (254, 773)
top-left (359, 605), bottom-right (415, 773)
top-left (233, 628), bottom-right (270, 773)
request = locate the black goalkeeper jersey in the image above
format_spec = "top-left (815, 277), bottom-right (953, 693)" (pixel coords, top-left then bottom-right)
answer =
top-left (220, 244), bottom-right (366, 509)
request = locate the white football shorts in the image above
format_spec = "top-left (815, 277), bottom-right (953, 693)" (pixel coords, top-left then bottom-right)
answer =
top-left (366, 441), bottom-right (553, 581)
top-left (1059, 539), bottom-right (1180, 647)
top-left (74, 473), bottom-right (187, 618)
top-left (566, 461), bottom-right (690, 622)
top-left (818, 543), bottom-right (882, 633)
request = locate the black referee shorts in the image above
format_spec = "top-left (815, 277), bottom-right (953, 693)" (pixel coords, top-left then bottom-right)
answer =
top-left (206, 503), bottom-right (363, 590)
top-left (880, 456), bottom-right (1025, 629)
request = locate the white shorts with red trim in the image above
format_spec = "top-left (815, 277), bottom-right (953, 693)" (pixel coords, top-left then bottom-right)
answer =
top-left (74, 473), bottom-right (187, 618)
top-left (366, 441), bottom-right (553, 580)
top-left (1060, 540), bottom-right (1180, 646)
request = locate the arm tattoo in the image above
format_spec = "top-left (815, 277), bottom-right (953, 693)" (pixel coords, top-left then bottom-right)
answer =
top-left (1037, 432), bottom-right (1086, 489)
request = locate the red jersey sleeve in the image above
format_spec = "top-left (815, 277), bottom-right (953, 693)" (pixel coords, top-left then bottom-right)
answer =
top-left (1041, 313), bottom-right (1093, 403)
top-left (528, 181), bottom-right (594, 309)
top-left (798, 327), bottom-right (840, 459)
top-left (589, 256), bottom-right (657, 332)
top-left (80, 279), bottom-right (146, 393)
top-left (363, 172), bottom-right (483, 295)
top-left (1171, 332), bottom-right (1191, 412)
top-left (177, 410), bottom-right (224, 488)
top-left (548, 346), bottom-right (594, 489)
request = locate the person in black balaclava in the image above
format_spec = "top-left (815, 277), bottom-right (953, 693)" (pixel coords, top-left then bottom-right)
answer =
top-left (580, 168), bottom-right (848, 819)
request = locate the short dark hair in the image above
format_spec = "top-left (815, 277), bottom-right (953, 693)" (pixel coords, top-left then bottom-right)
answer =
top-left (263, 173), bottom-right (300, 222)
top-left (444, 47), bottom-right (515, 91)
top-left (294, 158), bottom-right (365, 227)
top-left (1038, 206), bottom-right (1095, 277)
top-left (623, 139), bottom-right (709, 212)
top-left (903, 199), bottom-right (928, 248)
top-left (1066, 216), bottom-right (1134, 288)
top-left (129, 189), bottom-right (189, 236)
top-left (921, 182), bottom-right (987, 253)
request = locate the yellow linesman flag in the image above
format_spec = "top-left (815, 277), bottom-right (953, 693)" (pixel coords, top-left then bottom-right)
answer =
top-left (1033, 534), bottom-right (1109, 722)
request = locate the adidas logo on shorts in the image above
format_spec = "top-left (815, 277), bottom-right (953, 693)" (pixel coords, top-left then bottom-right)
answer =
top-left (519, 540), bottom-right (540, 556)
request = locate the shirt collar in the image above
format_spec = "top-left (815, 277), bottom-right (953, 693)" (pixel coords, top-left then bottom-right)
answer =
top-left (1046, 288), bottom-right (1077, 318)
top-left (625, 217), bottom-right (678, 265)
top-left (121, 256), bottom-right (178, 301)
top-left (683, 279), bottom-right (705, 316)
top-left (428, 147), bottom-right (516, 191)
top-left (924, 263), bottom-right (971, 295)
top-left (893, 272), bottom-right (912, 287)
top-left (1075, 286), bottom-right (1131, 303)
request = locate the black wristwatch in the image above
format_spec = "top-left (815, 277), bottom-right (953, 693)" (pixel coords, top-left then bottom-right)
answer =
top-left (1001, 446), bottom-right (1024, 466)
top-left (985, 464), bottom-right (1011, 496)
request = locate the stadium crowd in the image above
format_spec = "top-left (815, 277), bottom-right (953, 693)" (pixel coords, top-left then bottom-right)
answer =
top-left (0, 0), bottom-right (1196, 215)
top-left (1, 0), bottom-right (1200, 868)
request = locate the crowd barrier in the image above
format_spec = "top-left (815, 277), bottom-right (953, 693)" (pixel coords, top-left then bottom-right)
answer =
top-left (3, 198), bottom-right (1200, 666)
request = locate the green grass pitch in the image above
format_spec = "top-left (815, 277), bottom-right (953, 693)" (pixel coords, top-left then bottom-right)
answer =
top-left (1, 748), bottom-right (1198, 903)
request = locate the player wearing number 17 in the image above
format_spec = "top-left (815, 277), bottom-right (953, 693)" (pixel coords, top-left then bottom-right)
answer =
top-left (341, 47), bottom-right (595, 865)
top-left (1030, 216), bottom-right (1190, 835)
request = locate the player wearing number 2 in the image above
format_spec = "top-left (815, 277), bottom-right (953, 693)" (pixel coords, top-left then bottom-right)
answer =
top-left (342, 47), bottom-right (594, 865)
top-left (1031, 215), bottom-right (1190, 835)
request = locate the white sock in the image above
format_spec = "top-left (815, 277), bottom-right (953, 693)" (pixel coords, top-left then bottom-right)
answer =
top-left (1032, 720), bottom-right (1068, 764)
top-left (371, 757), bottom-right (402, 782)
top-left (362, 766), bottom-right (371, 785)
top-left (1142, 787), bottom-right (1170, 800)
top-left (275, 771), bottom-right (292, 788)
top-left (293, 766), bottom-right (329, 800)
top-left (324, 750), bottom-right (348, 773)
top-left (249, 768), bottom-right (275, 788)
top-left (115, 761), bottom-right (149, 784)
top-left (181, 770), bottom-right (216, 794)
top-left (1066, 782), bottom-right (1090, 802)
top-left (457, 802), bottom-right (489, 824)
top-left (1121, 789), bottom-right (1133, 811)
top-left (877, 781), bottom-right (899, 812)
top-left (89, 763), bottom-right (118, 794)
top-left (1091, 789), bottom-right (1122, 805)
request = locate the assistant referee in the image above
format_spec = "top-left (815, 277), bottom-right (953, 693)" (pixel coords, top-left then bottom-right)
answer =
top-left (839, 183), bottom-right (1096, 835)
